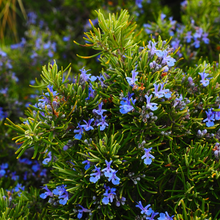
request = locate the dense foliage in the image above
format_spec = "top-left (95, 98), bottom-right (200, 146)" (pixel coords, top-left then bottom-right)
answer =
top-left (1, 0), bottom-right (220, 219)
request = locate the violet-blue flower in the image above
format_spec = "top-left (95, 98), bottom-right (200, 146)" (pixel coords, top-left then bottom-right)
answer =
top-left (120, 92), bottom-right (136, 114)
top-left (141, 147), bottom-right (155, 165)
top-left (147, 40), bottom-right (157, 56)
top-left (158, 211), bottom-right (174, 220)
top-left (52, 185), bottom-right (69, 205)
top-left (102, 160), bottom-right (115, 177)
top-left (89, 166), bottom-right (101, 183)
top-left (81, 118), bottom-right (94, 131)
top-left (158, 50), bottom-right (176, 67)
top-left (145, 95), bottom-right (158, 111)
top-left (185, 31), bottom-right (193, 43)
top-left (173, 94), bottom-right (184, 108)
top-left (153, 83), bottom-right (166, 98)
top-left (161, 13), bottom-right (166, 21)
top-left (11, 171), bottom-right (19, 181)
top-left (0, 107), bottom-right (6, 120)
top-left (14, 183), bottom-right (25, 196)
top-left (58, 191), bottom-right (69, 205)
top-left (203, 108), bottom-right (215, 127)
top-left (19, 158), bottom-right (32, 165)
top-left (135, 0), bottom-right (143, 8)
top-left (74, 123), bottom-right (84, 140)
top-left (102, 186), bottom-right (116, 205)
top-left (146, 210), bottom-right (159, 219)
top-left (93, 102), bottom-right (107, 116)
top-left (193, 38), bottom-right (200, 48)
top-left (199, 72), bottom-right (210, 87)
top-left (215, 106), bottom-right (220, 120)
top-left (42, 151), bottom-right (52, 165)
top-left (136, 201), bottom-right (153, 216)
top-left (40, 169), bottom-right (47, 177)
top-left (80, 67), bottom-right (91, 82)
top-left (52, 185), bottom-right (67, 197)
top-left (82, 159), bottom-right (91, 170)
top-left (32, 161), bottom-right (40, 173)
top-left (202, 32), bottom-right (209, 44)
top-left (40, 185), bottom-right (53, 199)
top-left (144, 24), bottom-right (152, 34)
top-left (86, 85), bottom-right (95, 100)
top-left (194, 28), bottom-right (203, 39)
top-left (107, 170), bottom-right (120, 185)
top-left (126, 70), bottom-right (139, 86)
top-left (97, 115), bottom-right (108, 131)
top-left (77, 205), bottom-right (91, 219)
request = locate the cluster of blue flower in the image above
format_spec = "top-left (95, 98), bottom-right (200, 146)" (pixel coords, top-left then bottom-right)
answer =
top-left (89, 160), bottom-right (120, 185)
top-left (40, 184), bottom-right (69, 205)
top-left (142, 7), bottom-right (210, 60)
top-left (136, 201), bottom-right (174, 219)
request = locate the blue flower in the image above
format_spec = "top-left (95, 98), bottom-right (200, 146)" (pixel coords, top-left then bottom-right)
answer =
top-left (46, 85), bottom-right (58, 97)
top-left (146, 210), bottom-right (159, 219)
top-left (93, 102), bottom-right (107, 116)
top-left (141, 147), bottom-right (155, 165)
top-left (19, 158), bottom-right (32, 165)
top-left (77, 205), bottom-right (91, 219)
top-left (86, 85), bottom-right (95, 100)
top-left (202, 32), bottom-right (209, 44)
top-left (89, 166), bottom-right (101, 183)
top-left (153, 83), bottom-right (167, 98)
top-left (173, 94), bottom-right (183, 108)
top-left (147, 40), bottom-right (157, 56)
top-left (58, 191), bottom-right (69, 205)
top-left (193, 38), bottom-right (200, 48)
top-left (81, 118), bottom-right (94, 131)
top-left (156, 50), bottom-right (176, 67)
top-left (63, 36), bottom-right (70, 42)
top-left (40, 185), bottom-right (53, 199)
top-left (0, 107), bottom-right (7, 120)
top-left (107, 170), bottom-right (120, 185)
top-left (161, 13), bottom-right (166, 21)
top-left (14, 183), bottom-right (25, 196)
top-left (126, 70), bottom-right (139, 86)
top-left (11, 171), bottom-right (19, 181)
top-left (52, 185), bottom-right (69, 205)
top-left (135, 0), bottom-right (143, 8)
top-left (97, 74), bottom-right (106, 87)
top-left (144, 24), bottom-right (152, 34)
top-left (203, 108), bottom-right (215, 127)
top-left (0, 169), bottom-right (6, 178)
top-left (215, 106), bottom-right (220, 120)
top-left (80, 67), bottom-right (91, 82)
top-left (158, 212), bottom-right (174, 220)
top-left (40, 169), bottom-right (47, 177)
top-left (1, 163), bottom-right (8, 170)
top-left (136, 201), bottom-right (153, 216)
top-left (199, 72), bottom-right (210, 87)
top-left (97, 115), bottom-right (108, 131)
top-left (74, 123), bottom-right (84, 140)
top-left (120, 92), bottom-right (136, 114)
top-left (145, 95), bottom-right (158, 111)
top-left (181, 0), bottom-right (187, 8)
top-left (0, 50), bottom-right (7, 57)
top-left (42, 151), bottom-right (52, 165)
top-left (52, 185), bottom-right (66, 196)
top-left (82, 159), bottom-right (91, 170)
top-left (185, 31), bottom-right (192, 43)
top-left (32, 161), bottom-right (40, 173)
top-left (80, 67), bottom-right (96, 82)
top-left (102, 186), bottom-right (116, 205)
top-left (102, 160), bottom-right (115, 177)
